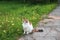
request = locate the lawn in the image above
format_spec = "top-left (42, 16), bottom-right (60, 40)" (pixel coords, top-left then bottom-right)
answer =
top-left (0, 2), bottom-right (57, 40)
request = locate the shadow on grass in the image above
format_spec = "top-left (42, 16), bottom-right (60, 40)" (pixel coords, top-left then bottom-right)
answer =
top-left (0, 1), bottom-right (57, 5)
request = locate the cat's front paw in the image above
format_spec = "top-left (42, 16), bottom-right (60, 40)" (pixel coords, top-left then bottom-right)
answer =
top-left (26, 32), bottom-right (29, 34)
top-left (23, 32), bottom-right (25, 34)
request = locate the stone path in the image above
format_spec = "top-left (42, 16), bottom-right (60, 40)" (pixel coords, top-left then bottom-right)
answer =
top-left (18, 6), bottom-right (60, 40)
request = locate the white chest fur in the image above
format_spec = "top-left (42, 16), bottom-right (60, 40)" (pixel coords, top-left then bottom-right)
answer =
top-left (22, 22), bottom-right (33, 34)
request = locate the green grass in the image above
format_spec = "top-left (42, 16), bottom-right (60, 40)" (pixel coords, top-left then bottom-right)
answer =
top-left (0, 2), bottom-right (57, 40)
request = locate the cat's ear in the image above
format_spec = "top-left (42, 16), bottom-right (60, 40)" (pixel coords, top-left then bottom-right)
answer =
top-left (22, 17), bottom-right (27, 22)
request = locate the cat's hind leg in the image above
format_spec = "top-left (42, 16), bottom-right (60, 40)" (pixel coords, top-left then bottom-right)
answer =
top-left (23, 30), bottom-right (26, 34)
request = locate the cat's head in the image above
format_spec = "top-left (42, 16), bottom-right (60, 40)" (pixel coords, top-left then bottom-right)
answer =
top-left (22, 17), bottom-right (29, 23)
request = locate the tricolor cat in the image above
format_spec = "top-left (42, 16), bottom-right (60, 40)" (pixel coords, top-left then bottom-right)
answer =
top-left (22, 18), bottom-right (43, 34)
top-left (22, 18), bottom-right (34, 34)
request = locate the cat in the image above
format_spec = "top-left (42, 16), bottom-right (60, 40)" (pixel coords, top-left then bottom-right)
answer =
top-left (22, 18), bottom-right (34, 34)
top-left (22, 18), bottom-right (43, 34)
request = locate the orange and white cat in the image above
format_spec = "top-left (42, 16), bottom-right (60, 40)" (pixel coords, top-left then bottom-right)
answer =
top-left (22, 18), bottom-right (34, 34)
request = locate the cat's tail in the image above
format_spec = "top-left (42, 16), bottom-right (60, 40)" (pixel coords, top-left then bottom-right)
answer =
top-left (32, 28), bottom-right (43, 32)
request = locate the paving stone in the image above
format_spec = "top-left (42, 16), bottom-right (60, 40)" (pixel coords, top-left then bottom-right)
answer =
top-left (35, 37), bottom-right (56, 40)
